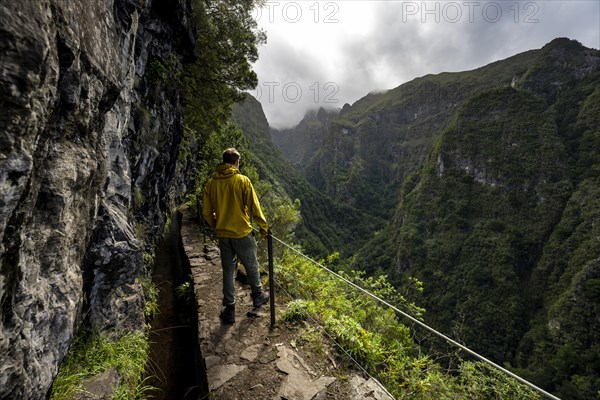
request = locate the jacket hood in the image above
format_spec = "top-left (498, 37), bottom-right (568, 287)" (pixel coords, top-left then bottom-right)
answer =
top-left (212, 163), bottom-right (239, 179)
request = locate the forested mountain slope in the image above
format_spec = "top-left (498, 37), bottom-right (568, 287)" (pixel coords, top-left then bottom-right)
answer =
top-left (273, 47), bottom-right (540, 219)
top-left (271, 107), bottom-right (339, 169)
top-left (380, 38), bottom-right (600, 400)
top-left (273, 38), bottom-right (600, 399)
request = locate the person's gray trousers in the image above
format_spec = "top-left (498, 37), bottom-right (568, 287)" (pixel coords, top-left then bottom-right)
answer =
top-left (218, 233), bottom-right (263, 306)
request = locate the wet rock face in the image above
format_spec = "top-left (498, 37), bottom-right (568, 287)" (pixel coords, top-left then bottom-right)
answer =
top-left (0, 0), bottom-right (193, 398)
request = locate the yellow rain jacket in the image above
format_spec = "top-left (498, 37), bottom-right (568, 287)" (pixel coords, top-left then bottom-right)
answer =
top-left (202, 163), bottom-right (268, 238)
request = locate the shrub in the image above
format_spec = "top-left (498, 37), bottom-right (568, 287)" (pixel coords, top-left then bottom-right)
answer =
top-left (275, 248), bottom-right (544, 399)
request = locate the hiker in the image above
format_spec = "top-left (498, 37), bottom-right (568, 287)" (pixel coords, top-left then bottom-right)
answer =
top-left (202, 147), bottom-right (270, 324)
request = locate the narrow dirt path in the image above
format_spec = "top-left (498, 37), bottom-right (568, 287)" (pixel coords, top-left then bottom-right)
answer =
top-left (179, 206), bottom-right (394, 400)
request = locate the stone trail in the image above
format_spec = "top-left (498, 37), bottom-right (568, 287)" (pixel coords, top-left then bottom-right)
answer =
top-left (180, 206), bottom-right (394, 400)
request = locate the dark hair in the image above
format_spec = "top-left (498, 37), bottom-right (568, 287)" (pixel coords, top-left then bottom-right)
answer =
top-left (223, 147), bottom-right (241, 164)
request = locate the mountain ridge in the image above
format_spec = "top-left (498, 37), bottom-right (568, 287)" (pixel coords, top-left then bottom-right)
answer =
top-left (273, 44), bottom-right (544, 218)
top-left (267, 37), bottom-right (600, 399)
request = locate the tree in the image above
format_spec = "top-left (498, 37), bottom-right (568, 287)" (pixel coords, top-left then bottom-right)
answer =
top-left (185, 0), bottom-right (265, 136)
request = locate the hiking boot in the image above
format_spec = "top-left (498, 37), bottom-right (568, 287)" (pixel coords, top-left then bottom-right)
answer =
top-left (220, 305), bottom-right (235, 324)
top-left (252, 291), bottom-right (270, 308)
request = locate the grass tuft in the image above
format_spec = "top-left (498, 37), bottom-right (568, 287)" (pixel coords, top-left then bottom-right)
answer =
top-left (50, 330), bottom-right (154, 400)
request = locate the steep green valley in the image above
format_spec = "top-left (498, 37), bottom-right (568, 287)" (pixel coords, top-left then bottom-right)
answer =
top-left (274, 47), bottom-right (540, 218)
top-left (265, 38), bottom-right (600, 399)
top-left (3, 0), bottom-right (596, 396)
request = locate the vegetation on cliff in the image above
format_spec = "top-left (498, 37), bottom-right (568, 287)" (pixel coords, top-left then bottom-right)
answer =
top-left (271, 38), bottom-right (600, 399)
top-left (275, 250), bottom-right (543, 399)
top-left (179, 0), bottom-right (265, 199)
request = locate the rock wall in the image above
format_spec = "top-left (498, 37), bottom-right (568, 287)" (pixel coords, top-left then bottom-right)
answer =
top-left (0, 0), bottom-right (194, 397)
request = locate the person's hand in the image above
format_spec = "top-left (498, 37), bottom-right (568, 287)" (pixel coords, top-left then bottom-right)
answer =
top-left (260, 228), bottom-right (268, 239)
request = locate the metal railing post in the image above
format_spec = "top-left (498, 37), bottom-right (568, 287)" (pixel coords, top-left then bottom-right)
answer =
top-left (267, 230), bottom-right (275, 328)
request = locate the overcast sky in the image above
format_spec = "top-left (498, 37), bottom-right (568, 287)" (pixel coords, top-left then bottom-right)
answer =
top-left (249, 0), bottom-right (600, 129)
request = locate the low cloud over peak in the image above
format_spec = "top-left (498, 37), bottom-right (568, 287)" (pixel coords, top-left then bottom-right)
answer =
top-left (251, 1), bottom-right (599, 129)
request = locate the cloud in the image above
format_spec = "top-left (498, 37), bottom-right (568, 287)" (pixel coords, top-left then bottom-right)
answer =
top-left (252, 1), bottom-right (599, 129)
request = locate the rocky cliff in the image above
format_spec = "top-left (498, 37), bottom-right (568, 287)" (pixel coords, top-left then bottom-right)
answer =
top-left (0, 0), bottom-right (195, 397)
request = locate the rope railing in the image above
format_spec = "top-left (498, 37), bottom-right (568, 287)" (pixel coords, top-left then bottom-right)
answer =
top-left (265, 231), bottom-right (562, 400)
top-left (265, 248), bottom-right (397, 400)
